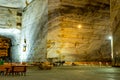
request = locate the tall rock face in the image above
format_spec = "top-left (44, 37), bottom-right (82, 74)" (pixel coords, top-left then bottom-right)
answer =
top-left (47, 0), bottom-right (62, 61)
top-left (47, 0), bottom-right (110, 62)
top-left (22, 0), bottom-right (110, 62)
top-left (22, 0), bottom-right (48, 62)
top-left (0, 0), bottom-right (112, 62)
top-left (111, 0), bottom-right (120, 66)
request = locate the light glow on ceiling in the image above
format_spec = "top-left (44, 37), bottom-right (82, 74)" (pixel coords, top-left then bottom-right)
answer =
top-left (77, 24), bottom-right (82, 28)
top-left (108, 36), bottom-right (112, 40)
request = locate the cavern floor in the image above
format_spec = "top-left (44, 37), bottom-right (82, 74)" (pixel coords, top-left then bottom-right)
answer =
top-left (0, 66), bottom-right (120, 80)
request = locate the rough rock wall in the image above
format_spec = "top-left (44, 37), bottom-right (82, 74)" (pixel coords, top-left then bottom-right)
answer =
top-left (22, 0), bottom-right (48, 62)
top-left (47, 0), bottom-right (110, 62)
top-left (0, 7), bottom-right (22, 62)
top-left (0, 7), bottom-right (22, 29)
top-left (22, 0), bottom-right (111, 62)
top-left (47, 0), bottom-right (62, 61)
top-left (111, 0), bottom-right (120, 65)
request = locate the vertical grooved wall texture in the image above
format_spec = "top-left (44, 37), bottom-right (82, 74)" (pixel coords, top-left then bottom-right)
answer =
top-left (22, 0), bottom-right (48, 62)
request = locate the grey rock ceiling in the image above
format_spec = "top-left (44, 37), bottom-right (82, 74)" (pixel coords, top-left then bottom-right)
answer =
top-left (0, 0), bottom-right (33, 8)
top-left (49, 0), bottom-right (110, 25)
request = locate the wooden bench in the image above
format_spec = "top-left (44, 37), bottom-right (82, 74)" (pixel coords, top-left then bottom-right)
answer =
top-left (10, 66), bottom-right (27, 76)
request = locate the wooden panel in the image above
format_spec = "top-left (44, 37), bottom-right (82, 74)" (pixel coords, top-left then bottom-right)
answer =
top-left (0, 50), bottom-right (8, 56)
top-left (0, 37), bottom-right (10, 57)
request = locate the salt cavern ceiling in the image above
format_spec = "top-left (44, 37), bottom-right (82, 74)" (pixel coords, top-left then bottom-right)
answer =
top-left (0, 0), bottom-right (111, 62)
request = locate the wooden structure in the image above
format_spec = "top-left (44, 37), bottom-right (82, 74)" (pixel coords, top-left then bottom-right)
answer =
top-left (7, 65), bottom-right (27, 75)
top-left (0, 36), bottom-right (10, 57)
top-left (0, 63), bottom-right (27, 76)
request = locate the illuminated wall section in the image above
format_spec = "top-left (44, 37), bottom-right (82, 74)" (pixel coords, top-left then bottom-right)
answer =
top-left (47, 0), bottom-right (82, 61)
top-left (47, 0), bottom-right (111, 62)
top-left (22, 0), bottom-right (48, 62)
